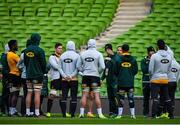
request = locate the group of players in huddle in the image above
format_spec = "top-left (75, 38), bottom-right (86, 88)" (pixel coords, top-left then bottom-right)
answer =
top-left (0, 33), bottom-right (179, 119)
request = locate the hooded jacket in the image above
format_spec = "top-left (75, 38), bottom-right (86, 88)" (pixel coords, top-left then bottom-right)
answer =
top-left (77, 39), bottom-right (105, 77)
top-left (149, 49), bottom-right (172, 84)
top-left (115, 53), bottom-right (138, 87)
top-left (24, 33), bottom-right (46, 79)
top-left (17, 39), bottom-right (32, 79)
top-left (59, 41), bottom-right (80, 80)
top-left (141, 56), bottom-right (150, 83)
top-left (167, 46), bottom-right (180, 83)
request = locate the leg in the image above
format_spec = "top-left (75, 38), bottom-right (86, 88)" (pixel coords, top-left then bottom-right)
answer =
top-left (26, 82), bottom-right (33, 116)
top-left (108, 84), bottom-right (118, 116)
top-left (88, 91), bottom-right (94, 114)
top-left (127, 88), bottom-right (135, 118)
top-left (151, 84), bottom-right (160, 117)
top-left (79, 91), bottom-right (89, 116)
top-left (116, 88), bottom-right (125, 117)
top-left (60, 81), bottom-right (69, 117)
top-left (21, 79), bottom-right (27, 115)
top-left (34, 84), bottom-right (43, 116)
top-left (40, 95), bottom-right (45, 115)
top-left (142, 83), bottom-right (150, 116)
top-left (161, 85), bottom-right (173, 118)
top-left (70, 81), bottom-right (78, 117)
top-left (168, 82), bottom-right (177, 114)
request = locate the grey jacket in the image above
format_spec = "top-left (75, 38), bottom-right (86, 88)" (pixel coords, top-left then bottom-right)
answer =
top-left (149, 50), bottom-right (172, 82)
top-left (48, 54), bottom-right (61, 80)
top-left (77, 39), bottom-right (105, 77)
top-left (59, 41), bottom-right (80, 78)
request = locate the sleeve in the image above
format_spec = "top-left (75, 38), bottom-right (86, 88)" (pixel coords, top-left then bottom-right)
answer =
top-left (16, 53), bottom-right (24, 70)
top-left (14, 53), bottom-right (20, 63)
top-left (149, 55), bottom-right (155, 78)
top-left (48, 56), bottom-right (60, 71)
top-left (69, 55), bottom-right (80, 77)
top-left (176, 62), bottom-right (180, 83)
top-left (59, 58), bottom-right (67, 78)
top-left (98, 53), bottom-right (105, 74)
top-left (76, 54), bottom-right (83, 72)
top-left (133, 58), bottom-right (138, 76)
top-left (101, 60), bottom-right (106, 81)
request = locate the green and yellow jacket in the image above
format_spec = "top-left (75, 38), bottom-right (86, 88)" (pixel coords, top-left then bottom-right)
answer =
top-left (115, 53), bottom-right (138, 88)
top-left (24, 33), bottom-right (46, 79)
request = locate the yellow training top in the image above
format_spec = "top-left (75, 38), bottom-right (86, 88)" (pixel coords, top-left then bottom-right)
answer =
top-left (7, 51), bottom-right (20, 76)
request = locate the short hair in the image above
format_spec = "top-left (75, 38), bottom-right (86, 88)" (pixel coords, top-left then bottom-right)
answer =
top-left (147, 46), bottom-right (155, 53)
top-left (105, 43), bottom-right (113, 51)
top-left (55, 43), bottom-right (62, 48)
top-left (8, 40), bottom-right (17, 50)
top-left (122, 44), bottom-right (129, 51)
top-left (157, 39), bottom-right (165, 50)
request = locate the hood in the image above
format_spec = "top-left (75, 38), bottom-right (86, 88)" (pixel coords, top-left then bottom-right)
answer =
top-left (66, 41), bottom-right (75, 51)
top-left (30, 33), bottom-right (41, 45)
top-left (166, 46), bottom-right (174, 59)
top-left (26, 39), bottom-right (32, 47)
top-left (87, 39), bottom-right (96, 48)
top-left (157, 50), bottom-right (169, 58)
top-left (4, 44), bottom-right (9, 53)
top-left (122, 54), bottom-right (133, 62)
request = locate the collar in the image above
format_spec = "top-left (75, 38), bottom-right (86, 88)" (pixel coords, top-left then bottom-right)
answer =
top-left (55, 52), bottom-right (61, 58)
top-left (122, 52), bottom-right (130, 56)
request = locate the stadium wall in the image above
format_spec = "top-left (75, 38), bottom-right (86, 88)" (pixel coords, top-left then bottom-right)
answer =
top-left (9, 97), bottom-right (180, 116)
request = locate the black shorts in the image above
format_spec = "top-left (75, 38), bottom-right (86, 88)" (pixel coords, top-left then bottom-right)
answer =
top-left (82, 76), bottom-right (101, 92)
top-left (8, 74), bottom-right (21, 87)
top-left (51, 79), bottom-right (62, 90)
top-left (117, 86), bottom-right (134, 92)
top-left (26, 76), bottom-right (43, 84)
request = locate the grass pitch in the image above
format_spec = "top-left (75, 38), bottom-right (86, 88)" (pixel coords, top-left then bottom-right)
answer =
top-left (0, 116), bottom-right (180, 124)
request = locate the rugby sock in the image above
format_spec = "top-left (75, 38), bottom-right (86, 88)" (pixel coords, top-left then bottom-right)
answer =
top-left (97, 108), bottom-right (102, 115)
top-left (70, 101), bottom-right (77, 117)
top-left (35, 109), bottom-right (40, 116)
top-left (80, 108), bottom-right (85, 115)
top-left (130, 108), bottom-right (135, 116)
top-left (60, 100), bottom-right (66, 117)
top-left (118, 107), bottom-right (123, 116)
top-left (26, 108), bottom-right (30, 116)
top-left (47, 99), bottom-right (53, 113)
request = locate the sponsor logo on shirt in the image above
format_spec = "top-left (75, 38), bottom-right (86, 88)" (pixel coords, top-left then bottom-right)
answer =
top-left (161, 59), bottom-right (169, 64)
top-left (171, 68), bottom-right (178, 72)
top-left (85, 57), bottom-right (94, 62)
top-left (64, 58), bottom-right (73, 63)
top-left (26, 52), bottom-right (34, 57)
top-left (121, 62), bottom-right (131, 67)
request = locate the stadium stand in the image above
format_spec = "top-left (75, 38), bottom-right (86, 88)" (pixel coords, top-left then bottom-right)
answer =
top-left (0, 0), bottom-right (179, 96)
top-left (101, 0), bottom-right (180, 95)
top-left (0, 0), bottom-right (119, 59)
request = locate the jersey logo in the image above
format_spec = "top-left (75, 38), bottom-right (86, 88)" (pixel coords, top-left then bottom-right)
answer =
top-left (161, 59), bottom-right (169, 64)
top-left (26, 52), bottom-right (34, 57)
top-left (171, 68), bottom-right (178, 72)
top-left (121, 62), bottom-right (131, 67)
top-left (85, 57), bottom-right (94, 62)
top-left (64, 58), bottom-right (73, 63)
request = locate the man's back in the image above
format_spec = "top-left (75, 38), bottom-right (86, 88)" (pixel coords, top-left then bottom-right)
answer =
top-left (24, 45), bottom-right (46, 79)
top-left (149, 50), bottom-right (172, 83)
top-left (80, 48), bottom-right (105, 77)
